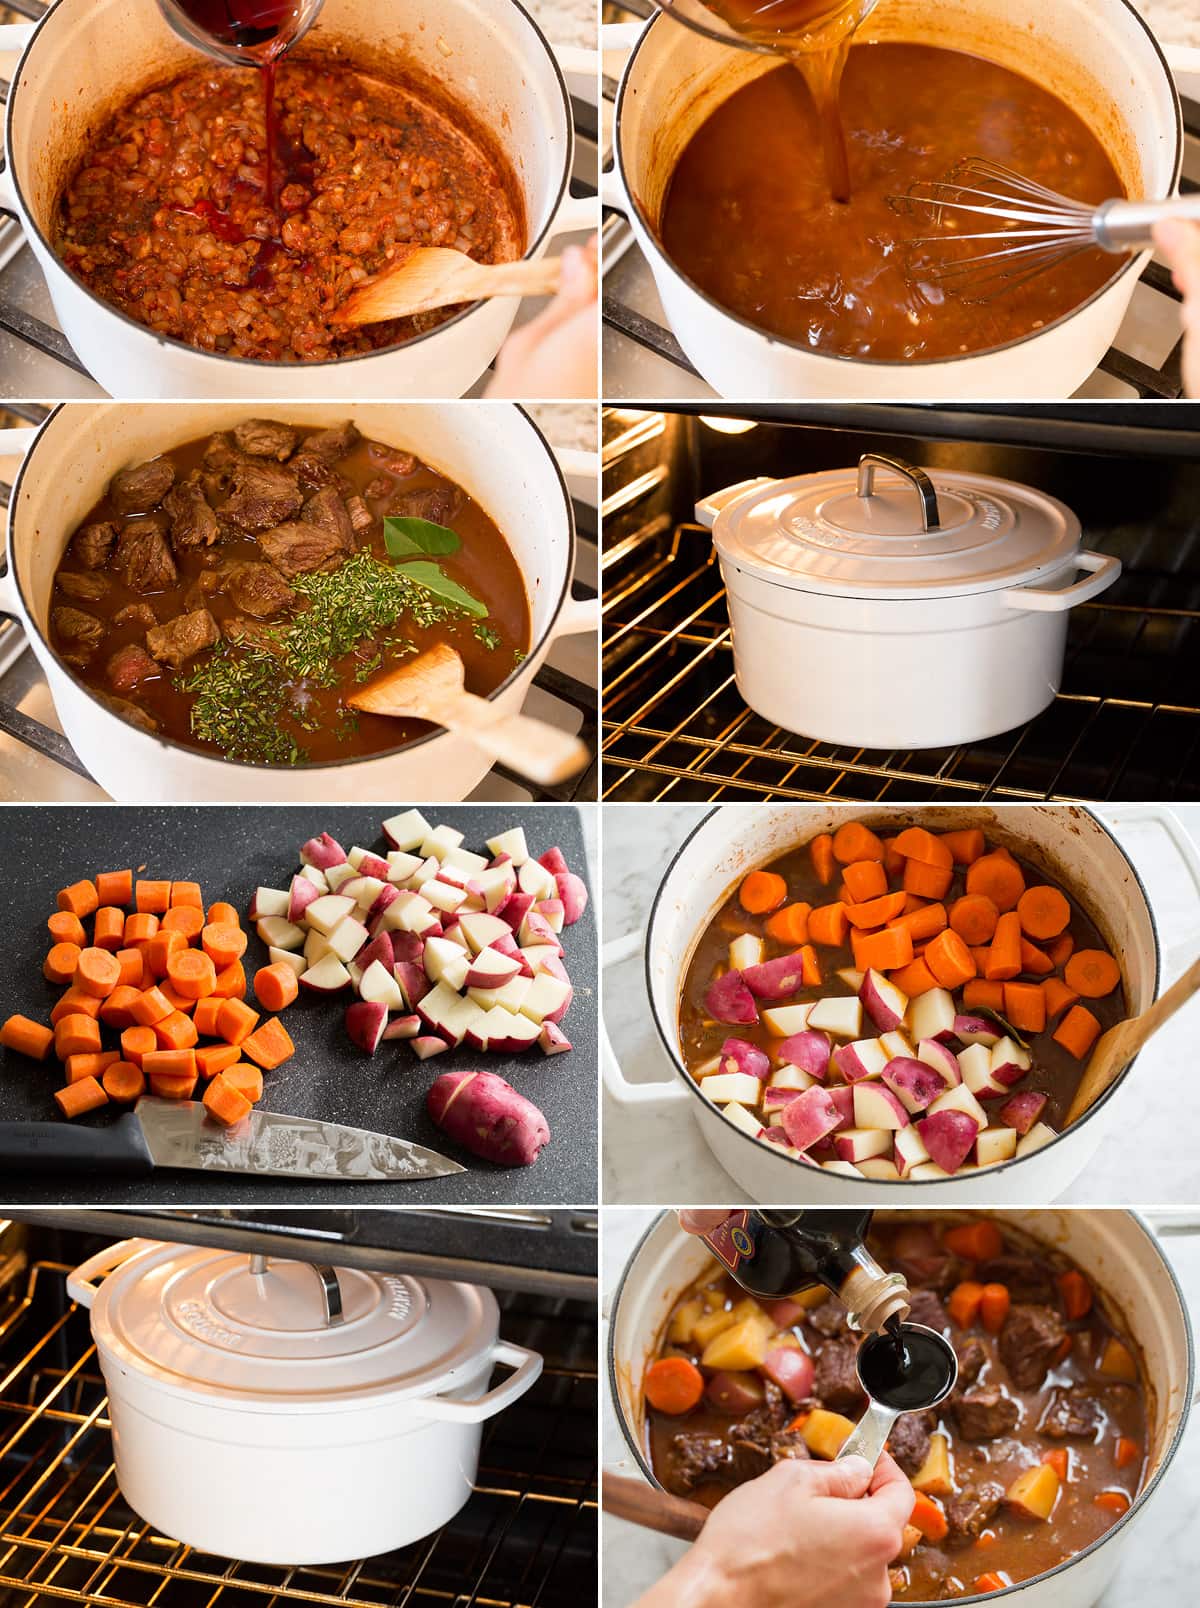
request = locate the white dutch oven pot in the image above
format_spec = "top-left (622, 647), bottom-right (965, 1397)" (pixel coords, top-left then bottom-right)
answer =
top-left (601, 0), bottom-right (1185, 400)
top-left (67, 1237), bottom-right (543, 1566)
top-left (602, 805), bottom-right (1166, 1206)
top-left (607, 1210), bottom-right (1195, 1608)
top-left (0, 402), bottom-right (596, 803)
top-left (0, 0), bottom-right (596, 400)
top-left (696, 455), bottom-right (1121, 749)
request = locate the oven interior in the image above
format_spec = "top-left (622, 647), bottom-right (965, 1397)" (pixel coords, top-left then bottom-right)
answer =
top-left (0, 1210), bottom-right (598, 1608)
top-left (602, 403), bottom-right (1200, 802)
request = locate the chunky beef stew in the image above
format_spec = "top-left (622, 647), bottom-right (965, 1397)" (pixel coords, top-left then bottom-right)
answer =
top-left (679, 821), bottom-right (1127, 1178)
top-left (49, 421), bottom-right (530, 765)
top-left (645, 1217), bottom-right (1148, 1599)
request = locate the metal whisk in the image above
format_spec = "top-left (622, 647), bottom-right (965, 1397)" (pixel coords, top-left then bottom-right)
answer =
top-left (888, 157), bottom-right (1200, 303)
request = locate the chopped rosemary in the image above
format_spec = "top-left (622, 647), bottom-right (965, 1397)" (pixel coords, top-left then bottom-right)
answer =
top-left (474, 622), bottom-right (502, 650)
top-left (178, 640), bottom-right (306, 766)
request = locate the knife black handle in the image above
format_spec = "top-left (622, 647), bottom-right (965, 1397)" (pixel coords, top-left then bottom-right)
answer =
top-left (0, 1115), bottom-right (154, 1176)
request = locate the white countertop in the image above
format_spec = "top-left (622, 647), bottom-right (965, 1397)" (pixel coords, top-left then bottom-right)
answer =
top-left (600, 1206), bottom-right (1200, 1608)
top-left (600, 806), bottom-right (1200, 1207)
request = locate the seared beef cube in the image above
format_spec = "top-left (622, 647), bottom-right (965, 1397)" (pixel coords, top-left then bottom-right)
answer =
top-left (259, 521), bottom-right (346, 578)
top-left (223, 560), bottom-right (295, 617)
top-left (100, 693), bottom-right (158, 734)
top-left (147, 608), bottom-right (220, 669)
top-left (907, 1289), bottom-right (951, 1335)
top-left (233, 419), bottom-right (298, 460)
top-left (112, 520), bottom-right (178, 592)
top-left (730, 1432), bottom-right (772, 1481)
top-left (203, 432), bottom-right (243, 474)
top-left (290, 452), bottom-right (337, 491)
top-left (110, 457), bottom-right (175, 514)
top-left (806, 1298), bottom-right (848, 1339)
top-left (106, 643), bottom-right (158, 693)
top-left (813, 1338), bottom-right (865, 1414)
top-left (976, 1256), bottom-right (1055, 1305)
top-left (57, 572), bottom-right (111, 602)
top-left (70, 520), bottom-right (118, 569)
top-left (52, 606), bottom-right (104, 657)
top-left (388, 484), bottom-right (463, 525)
top-left (737, 1380), bottom-right (789, 1435)
top-left (888, 1410), bottom-right (933, 1476)
top-left (366, 440), bottom-right (418, 476)
top-left (664, 1432), bottom-right (730, 1495)
top-left (955, 1338), bottom-right (987, 1386)
top-left (951, 1389), bottom-right (1020, 1442)
top-left (345, 494), bottom-right (372, 533)
top-left (366, 475), bottom-right (393, 499)
top-left (222, 461), bottom-right (304, 532)
top-left (893, 1253), bottom-right (965, 1294)
top-left (114, 601), bottom-right (158, 628)
top-left (945, 1482), bottom-right (1004, 1543)
top-left (1039, 1388), bottom-right (1105, 1440)
top-left (224, 616), bottom-right (285, 653)
top-left (163, 474), bottom-right (220, 550)
top-left (301, 420), bottom-right (360, 460)
top-left (999, 1304), bottom-right (1067, 1390)
top-left (301, 486), bottom-right (355, 548)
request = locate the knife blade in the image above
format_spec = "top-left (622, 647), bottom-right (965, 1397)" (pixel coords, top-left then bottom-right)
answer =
top-left (0, 1097), bottom-right (465, 1181)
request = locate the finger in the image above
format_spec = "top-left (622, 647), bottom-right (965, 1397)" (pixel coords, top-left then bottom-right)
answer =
top-left (864, 1452), bottom-right (917, 1529)
top-left (1154, 220), bottom-right (1200, 301)
top-left (795, 1455), bottom-right (875, 1500)
top-left (677, 1210), bottom-right (732, 1235)
top-left (557, 243), bottom-right (598, 305)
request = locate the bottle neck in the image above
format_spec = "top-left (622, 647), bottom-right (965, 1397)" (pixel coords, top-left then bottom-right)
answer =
top-left (838, 1251), bottom-right (911, 1335)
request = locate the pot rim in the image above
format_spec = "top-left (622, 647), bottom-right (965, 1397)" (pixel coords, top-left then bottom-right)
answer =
top-left (4, 0), bottom-right (574, 375)
top-left (607, 1208), bottom-right (1196, 1606)
top-left (644, 805), bottom-right (1162, 1188)
top-left (9, 401), bottom-right (576, 774)
top-left (612, 0), bottom-right (1184, 370)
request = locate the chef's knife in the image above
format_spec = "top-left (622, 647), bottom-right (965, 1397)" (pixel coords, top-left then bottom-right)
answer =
top-left (0, 1097), bottom-right (465, 1181)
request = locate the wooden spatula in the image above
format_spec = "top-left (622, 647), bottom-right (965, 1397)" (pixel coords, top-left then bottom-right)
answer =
top-left (334, 248), bottom-right (561, 326)
top-left (1064, 952), bottom-right (1200, 1126)
top-left (348, 642), bottom-right (588, 788)
top-left (603, 1474), bottom-right (709, 1542)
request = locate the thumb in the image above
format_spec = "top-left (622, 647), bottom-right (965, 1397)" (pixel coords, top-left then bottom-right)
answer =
top-left (800, 1456), bottom-right (874, 1500)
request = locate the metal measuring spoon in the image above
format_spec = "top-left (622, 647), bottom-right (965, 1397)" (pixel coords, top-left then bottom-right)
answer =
top-left (836, 1322), bottom-right (959, 1468)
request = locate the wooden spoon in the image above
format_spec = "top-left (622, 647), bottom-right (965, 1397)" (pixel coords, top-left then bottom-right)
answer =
top-left (347, 642), bottom-right (588, 788)
top-left (603, 1474), bottom-right (709, 1542)
top-left (1064, 953), bottom-right (1200, 1126)
top-left (334, 248), bottom-right (561, 326)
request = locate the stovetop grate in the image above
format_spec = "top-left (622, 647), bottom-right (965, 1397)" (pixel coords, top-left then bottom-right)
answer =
top-left (0, 1260), bottom-right (597, 1608)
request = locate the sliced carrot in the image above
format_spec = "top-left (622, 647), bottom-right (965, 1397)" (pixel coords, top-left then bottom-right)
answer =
top-left (889, 902), bottom-right (947, 943)
top-left (143, 1048), bottom-right (198, 1080)
top-left (211, 960), bottom-right (247, 1000)
top-left (99, 985), bottom-right (144, 1030)
top-left (171, 880), bottom-right (204, 910)
top-left (147, 929), bottom-right (187, 979)
top-left (153, 1010), bottom-right (199, 1051)
top-left (123, 911), bottom-right (160, 946)
top-left (644, 1355), bottom-right (705, 1414)
top-left (882, 836), bottom-right (905, 878)
top-left (240, 1017), bottom-right (295, 1070)
top-left (1048, 933), bottom-right (1075, 970)
top-left (149, 1071), bottom-right (199, 1100)
top-left (203, 1073), bottom-right (253, 1128)
top-left (739, 870), bottom-right (788, 915)
top-left (57, 879), bottom-right (98, 919)
top-left (1043, 977), bottom-right (1079, 1020)
top-left (114, 947), bottom-right (148, 989)
top-left (943, 1221), bottom-right (1004, 1261)
top-left (95, 869), bottom-right (133, 907)
top-left (217, 997), bottom-right (260, 1046)
top-left (909, 1492), bottom-right (948, 1544)
top-left (47, 911), bottom-right (87, 946)
top-left (135, 879), bottom-right (172, 914)
top-left (890, 957), bottom-right (938, 998)
top-left (1114, 1437), bottom-right (1141, 1471)
top-left (842, 890), bottom-right (906, 930)
top-left (963, 979), bottom-right (1005, 1013)
top-left (90, 907), bottom-right (123, 953)
top-left (1053, 1005), bottom-right (1101, 1061)
top-left (965, 852), bottom-right (1025, 912)
top-left (979, 1283), bottom-right (1010, 1334)
top-left (808, 902), bottom-right (848, 947)
top-left (1003, 982), bottom-right (1046, 1035)
top-left (852, 925), bottom-right (913, 974)
top-left (1057, 1270), bottom-right (1093, 1320)
top-left (74, 946), bottom-right (121, 999)
top-left (1019, 939), bottom-right (1054, 977)
top-left (196, 1042), bottom-right (241, 1079)
top-left (924, 929), bottom-right (976, 990)
top-left (984, 912), bottom-right (1023, 982)
top-left (255, 962), bottom-right (299, 1013)
top-left (1064, 949), bottom-right (1121, 1000)
top-left (970, 945), bottom-right (991, 972)
top-left (1094, 1491), bottom-right (1131, 1517)
top-left (902, 860), bottom-right (953, 901)
top-left (947, 1281), bottom-right (985, 1330)
top-left (161, 905), bottom-right (205, 941)
top-left (1042, 1448), bottom-right (1069, 1483)
top-left (206, 901), bottom-right (242, 929)
top-left (120, 1024), bottom-right (158, 1067)
top-left (65, 1049), bottom-right (119, 1085)
top-left (810, 833), bottom-right (836, 885)
top-left (799, 945), bottom-right (822, 987)
top-left (893, 827), bottom-right (953, 870)
top-left (941, 828), bottom-right (986, 866)
top-left (843, 860), bottom-right (889, 903)
top-left (202, 923), bottom-right (248, 970)
top-left (193, 996), bottom-right (224, 1038)
top-left (44, 941), bottom-right (82, 986)
top-left (102, 1060), bottom-right (146, 1102)
top-left (51, 988), bottom-right (102, 1024)
top-left (765, 903), bottom-right (811, 946)
top-left (130, 986), bottom-right (173, 1027)
top-left (167, 948), bottom-right (218, 1001)
top-left (832, 821), bottom-right (885, 865)
top-left (158, 982), bottom-right (197, 1015)
top-left (223, 1062), bottom-right (264, 1103)
top-left (54, 1014), bottom-right (102, 1060)
top-left (974, 1573), bottom-right (1007, 1594)
top-left (54, 1076), bottom-right (108, 1118)
top-left (0, 1014), bottom-right (55, 1061)
top-left (1017, 885), bottom-right (1071, 941)
top-left (949, 894), bottom-right (999, 947)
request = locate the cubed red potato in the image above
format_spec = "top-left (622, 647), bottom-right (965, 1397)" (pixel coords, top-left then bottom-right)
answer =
top-left (705, 971), bottom-right (760, 1026)
top-left (916, 1109), bottom-right (980, 1173)
top-left (780, 1087), bottom-right (842, 1151)
top-left (859, 969), bottom-right (909, 1033)
top-left (497, 890), bottom-right (535, 933)
top-left (762, 1297), bottom-right (807, 1328)
top-left (881, 1057), bottom-right (946, 1114)
top-left (852, 1082), bottom-right (911, 1131)
top-left (382, 1014), bottom-right (422, 1040)
top-left (999, 1089), bottom-right (1049, 1135)
top-left (762, 1346), bottom-right (816, 1405)
top-left (953, 1013), bottom-right (1002, 1048)
top-left (828, 1085), bottom-right (856, 1132)
top-left (354, 932), bottom-right (396, 980)
top-left (427, 1069), bottom-right (550, 1166)
top-left (775, 1030), bottom-right (830, 1080)
top-left (300, 832), bottom-right (348, 871)
top-left (834, 1127), bottom-right (893, 1164)
top-left (706, 1370), bottom-right (767, 1414)
top-left (555, 870), bottom-right (589, 925)
top-left (345, 999), bottom-right (388, 1055)
top-left (894, 1124), bottom-right (931, 1178)
top-left (718, 1037), bottom-right (772, 1081)
top-left (916, 1038), bottom-right (961, 1090)
top-left (763, 1085), bottom-right (802, 1113)
top-left (539, 846), bottom-right (569, 877)
top-left (990, 1037), bottom-right (1033, 1086)
top-left (539, 1022), bottom-right (572, 1055)
top-left (908, 988), bottom-right (958, 1043)
top-left (412, 1035), bottom-right (451, 1061)
top-left (742, 951), bottom-right (810, 1000)
top-left (833, 1037), bottom-right (888, 1084)
top-left (395, 960), bottom-right (432, 1010)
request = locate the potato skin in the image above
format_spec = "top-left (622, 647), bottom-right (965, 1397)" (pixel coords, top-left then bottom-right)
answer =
top-left (427, 1070), bottom-right (550, 1166)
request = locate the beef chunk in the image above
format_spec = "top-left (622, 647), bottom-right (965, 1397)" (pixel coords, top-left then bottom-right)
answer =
top-left (976, 1256), bottom-right (1056, 1304)
top-left (664, 1433), bottom-right (730, 1495)
top-left (731, 1426), bottom-right (809, 1481)
top-left (100, 693), bottom-right (158, 734)
top-left (951, 1389), bottom-right (1020, 1442)
top-left (999, 1304), bottom-right (1067, 1391)
top-left (114, 601), bottom-right (158, 628)
top-left (57, 572), bottom-right (111, 602)
top-left (70, 521), bottom-right (118, 569)
top-left (945, 1482), bottom-right (1004, 1543)
top-left (366, 440), bottom-right (418, 476)
top-left (106, 643), bottom-right (158, 693)
top-left (1039, 1388), bottom-right (1105, 1440)
top-left (290, 452), bottom-right (338, 491)
top-left (203, 432), bottom-right (243, 474)
top-left (52, 606), bottom-right (104, 656)
top-left (222, 461), bottom-right (304, 532)
top-left (813, 1338), bottom-right (865, 1414)
top-left (366, 475), bottom-right (393, 499)
top-left (805, 1298), bottom-right (848, 1339)
top-left (112, 521), bottom-right (178, 592)
top-left (147, 608), bottom-right (220, 669)
top-left (892, 1253), bottom-right (965, 1294)
top-left (388, 485), bottom-right (463, 525)
top-left (110, 457), bottom-right (175, 514)
top-left (907, 1289), bottom-right (951, 1335)
top-left (346, 494), bottom-right (372, 533)
top-left (301, 485), bottom-right (355, 548)
top-left (301, 420), bottom-right (360, 460)
top-left (258, 521), bottom-right (346, 578)
top-left (223, 560), bottom-right (295, 617)
top-left (888, 1410), bottom-right (933, 1476)
top-left (955, 1338), bottom-right (987, 1387)
top-left (233, 419), bottom-right (298, 460)
top-left (163, 474), bottom-right (220, 551)
top-left (224, 616), bottom-right (286, 653)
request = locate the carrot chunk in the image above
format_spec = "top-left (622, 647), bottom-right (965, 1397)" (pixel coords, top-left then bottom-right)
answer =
top-left (240, 1017), bottom-right (295, 1070)
top-left (167, 948), bottom-right (218, 1001)
top-left (947, 1281), bottom-right (985, 1329)
top-left (984, 912), bottom-right (1023, 982)
top-left (143, 1048), bottom-right (198, 1081)
top-left (153, 1010), bottom-right (199, 1051)
top-left (54, 1076), bottom-right (108, 1118)
top-left (44, 941), bottom-right (82, 986)
top-left (941, 828), bottom-right (985, 866)
top-left (102, 1060), bottom-right (146, 1103)
top-left (924, 929), bottom-right (976, 990)
top-left (979, 1283), bottom-right (1010, 1333)
top-left (832, 822), bottom-right (885, 865)
top-left (1094, 1491), bottom-right (1131, 1517)
top-left (1064, 949), bottom-right (1121, 1000)
top-left (147, 929), bottom-right (187, 979)
top-left (843, 891), bottom-right (907, 930)
top-left (949, 894), bottom-right (999, 947)
top-left (0, 1014), bottom-right (55, 1061)
top-left (1042, 977), bottom-right (1079, 1021)
top-left (47, 911), bottom-right (87, 946)
top-left (1114, 1437), bottom-right (1141, 1471)
top-left (206, 901), bottom-right (242, 929)
top-left (255, 962), bottom-right (299, 1013)
top-left (123, 912), bottom-right (160, 946)
top-left (882, 836), bottom-right (905, 877)
top-left (893, 827), bottom-right (953, 869)
top-left (57, 879), bottom-right (98, 919)
top-left (95, 869), bottom-right (134, 907)
top-left (843, 860), bottom-right (888, 903)
top-left (810, 833), bottom-right (836, 885)
top-left (889, 902), bottom-right (947, 942)
top-left (193, 996), bottom-right (224, 1038)
top-left (909, 1492), bottom-right (948, 1544)
top-left (1003, 982), bottom-right (1046, 1035)
top-left (889, 957), bottom-right (938, 997)
top-left (1048, 933), bottom-right (1075, 970)
top-left (1019, 939), bottom-right (1054, 977)
top-left (765, 903), bottom-right (811, 946)
top-left (1053, 1005), bottom-right (1101, 1061)
top-left (1057, 1269), bottom-right (1093, 1320)
top-left (807, 902), bottom-right (848, 947)
top-left (99, 985), bottom-right (144, 1030)
top-left (74, 946), bottom-right (122, 999)
top-left (196, 1042), bottom-right (241, 1079)
top-left (114, 947), bottom-right (149, 989)
top-left (965, 852), bottom-right (1025, 912)
top-left (644, 1356), bottom-right (705, 1414)
top-left (161, 905), bottom-right (205, 941)
top-left (852, 925), bottom-right (913, 974)
top-left (739, 870), bottom-right (788, 914)
top-left (50, 989), bottom-right (102, 1024)
top-left (202, 923), bottom-right (248, 970)
top-left (203, 1073), bottom-right (253, 1128)
top-left (120, 1025), bottom-right (158, 1067)
top-left (170, 880), bottom-right (204, 910)
top-left (217, 997), bottom-right (260, 1046)
top-left (158, 982), bottom-right (197, 1014)
top-left (962, 979), bottom-right (1005, 1013)
top-left (224, 1063), bottom-right (264, 1103)
top-left (902, 860), bottom-right (953, 901)
top-left (943, 1221), bottom-right (1004, 1260)
top-left (210, 960), bottom-right (247, 1000)
top-left (135, 879), bottom-right (172, 914)
top-left (130, 986), bottom-right (173, 1027)
top-left (89, 906), bottom-right (124, 952)
top-left (149, 1071), bottom-right (199, 1100)
top-left (1017, 884), bottom-right (1071, 941)
top-left (65, 1050), bottom-right (119, 1085)
top-left (55, 1013), bottom-right (102, 1060)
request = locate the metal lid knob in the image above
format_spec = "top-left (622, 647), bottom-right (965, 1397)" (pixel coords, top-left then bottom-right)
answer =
top-left (249, 1254), bottom-right (344, 1327)
top-left (856, 453), bottom-right (941, 533)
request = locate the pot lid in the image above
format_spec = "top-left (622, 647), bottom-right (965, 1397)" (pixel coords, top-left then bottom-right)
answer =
top-left (703, 454), bottom-right (1082, 600)
top-left (87, 1241), bottom-right (499, 1411)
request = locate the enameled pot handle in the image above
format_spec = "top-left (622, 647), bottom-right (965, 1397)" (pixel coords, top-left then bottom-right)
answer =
top-left (415, 1340), bottom-right (543, 1422)
top-left (601, 930), bottom-right (690, 1108)
top-left (600, 166), bottom-right (628, 215)
top-left (0, 425), bottom-right (43, 615)
top-left (694, 478), bottom-right (777, 530)
top-left (0, 23), bottom-right (34, 52)
top-left (66, 1238), bottom-right (161, 1309)
top-left (552, 44), bottom-right (599, 105)
top-left (600, 20), bottom-right (649, 52)
top-left (547, 193), bottom-right (600, 240)
top-left (1000, 551), bottom-right (1121, 613)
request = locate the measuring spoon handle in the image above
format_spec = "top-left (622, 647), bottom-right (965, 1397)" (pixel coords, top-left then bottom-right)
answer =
top-left (836, 1399), bottom-right (900, 1469)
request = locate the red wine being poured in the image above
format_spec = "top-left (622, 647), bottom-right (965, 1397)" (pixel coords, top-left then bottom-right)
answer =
top-left (171, 0), bottom-right (304, 52)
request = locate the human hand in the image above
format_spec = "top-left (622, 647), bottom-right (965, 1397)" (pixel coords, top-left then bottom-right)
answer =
top-left (677, 1211), bottom-right (733, 1236)
top-left (1153, 219), bottom-right (1200, 399)
top-left (485, 236), bottom-right (597, 399)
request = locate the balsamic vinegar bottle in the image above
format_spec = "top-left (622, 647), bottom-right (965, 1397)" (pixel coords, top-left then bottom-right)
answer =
top-left (700, 1209), bottom-right (910, 1334)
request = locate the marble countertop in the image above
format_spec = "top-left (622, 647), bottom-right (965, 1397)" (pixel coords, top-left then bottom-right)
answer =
top-left (1132, 0), bottom-right (1200, 52)
top-left (600, 1207), bottom-right (1200, 1608)
top-left (601, 806), bottom-right (1200, 1207)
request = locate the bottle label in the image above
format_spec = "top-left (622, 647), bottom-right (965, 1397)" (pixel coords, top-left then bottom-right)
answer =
top-left (703, 1210), bottom-right (756, 1272)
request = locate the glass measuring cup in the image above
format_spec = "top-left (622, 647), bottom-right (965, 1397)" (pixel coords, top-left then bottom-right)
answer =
top-left (641, 0), bottom-right (879, 58)
top-left (837, 1322), bottom-right (960, 1468)
top-left (156, 0), bottom-right (324, 67)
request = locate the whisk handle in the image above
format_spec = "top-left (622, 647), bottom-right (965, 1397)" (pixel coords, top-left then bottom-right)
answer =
top-left (1095, 195), bottom-right (1200, 252)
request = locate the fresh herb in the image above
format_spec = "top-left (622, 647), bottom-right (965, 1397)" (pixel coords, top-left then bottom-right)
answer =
top-left (383, 516), bottom-right (462, 559)
top-left (474, 622), bottom-right (502, 650)
top-left (178, 640), bottom-right (307, 766)
top-left (354, 649), bottom-right (385, 682)
top-left (396, 559), bottom-right (489, 619)
top-left (514, 648), bottom-right (527, 665)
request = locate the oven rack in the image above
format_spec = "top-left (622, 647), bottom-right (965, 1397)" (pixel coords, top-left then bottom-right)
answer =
top-left (600, 0), bottom-right (1200, 403)
top-left (601, 514), bottom-right (1200, 803)
top-left (0, 1260), bottom-right (597, 1608)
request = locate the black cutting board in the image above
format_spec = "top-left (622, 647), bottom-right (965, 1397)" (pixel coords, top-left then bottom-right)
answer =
top-left (0, 805), bottom-right (596, 1206)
